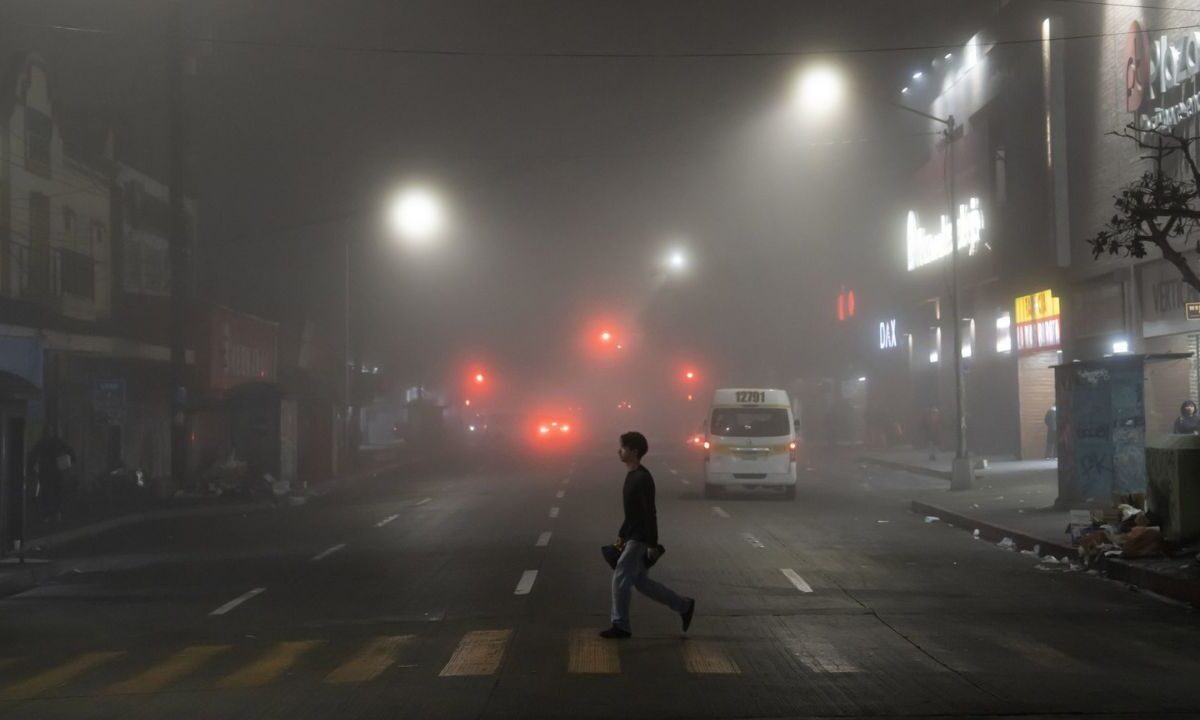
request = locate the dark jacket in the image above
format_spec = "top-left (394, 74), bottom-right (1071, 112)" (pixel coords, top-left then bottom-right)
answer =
top-left (618, 466), bottom-right (658, 546)
top-left (1174, 402), bottom-right (1200, 434)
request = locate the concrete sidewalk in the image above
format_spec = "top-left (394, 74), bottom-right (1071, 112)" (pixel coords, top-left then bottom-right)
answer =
top-left (0, 447), bottom-right (419, 598)
top-left (854, 446), bottom-right (1200, 607)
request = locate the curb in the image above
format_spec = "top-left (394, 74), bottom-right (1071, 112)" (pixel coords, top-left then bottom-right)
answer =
top-left (860, 456), bottom-right (951, 481)
top-left (911, 500), bottom-right (1200, 608)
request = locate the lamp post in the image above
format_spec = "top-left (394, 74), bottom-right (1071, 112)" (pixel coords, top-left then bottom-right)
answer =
top-left (887, 102), bottom-right (974, 489)
top-left (343, 186), bottom-right (446, 468)
top-left (792, 64), bottom-right (973, 488)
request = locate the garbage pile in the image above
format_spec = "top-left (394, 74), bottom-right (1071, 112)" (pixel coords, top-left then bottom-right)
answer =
top-left (1068, 494), bottom-right (1168, 568)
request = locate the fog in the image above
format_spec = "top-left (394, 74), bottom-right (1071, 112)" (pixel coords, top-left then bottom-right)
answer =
top-left (1, 0), bottom-right (1046, 446)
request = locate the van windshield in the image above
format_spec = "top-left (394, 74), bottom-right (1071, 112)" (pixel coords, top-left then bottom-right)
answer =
top-left (710, 408), bottom-right (790, 437)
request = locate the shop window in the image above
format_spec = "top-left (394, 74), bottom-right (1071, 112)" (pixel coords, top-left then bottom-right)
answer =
top-left (996, 312), bottom-right (1012, 353)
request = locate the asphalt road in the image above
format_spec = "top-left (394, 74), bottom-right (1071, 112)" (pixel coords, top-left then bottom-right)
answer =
top-left (1, 445), bottom-right (1199, 720)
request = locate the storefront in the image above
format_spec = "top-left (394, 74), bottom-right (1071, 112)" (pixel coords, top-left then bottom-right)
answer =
top-left (1139, 260), bottom-right (1200, 436)
top-left (1013, 289), bottom-right (1062, 460)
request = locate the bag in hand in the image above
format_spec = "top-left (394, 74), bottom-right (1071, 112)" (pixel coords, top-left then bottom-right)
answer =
top-left (601, 542), bottom-right (665, 569)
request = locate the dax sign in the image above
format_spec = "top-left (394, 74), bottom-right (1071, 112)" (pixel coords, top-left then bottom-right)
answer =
top-left (878, 318), bottom-right (898, 350)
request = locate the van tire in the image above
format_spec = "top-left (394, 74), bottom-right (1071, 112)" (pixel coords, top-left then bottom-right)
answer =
top-left (704, 483), bottom-right (721, 500)
top-left (783, 485), bottom-right (796, 501)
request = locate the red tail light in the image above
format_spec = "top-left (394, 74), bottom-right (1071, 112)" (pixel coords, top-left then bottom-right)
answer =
top-left (703, 440), bottom-right (710, 461)
top-left (789, 441), bottom-right (797, 462)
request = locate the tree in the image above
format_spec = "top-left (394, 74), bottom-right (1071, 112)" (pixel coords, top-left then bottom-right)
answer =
top-left (1088, 123), bottom-right (1200, 293)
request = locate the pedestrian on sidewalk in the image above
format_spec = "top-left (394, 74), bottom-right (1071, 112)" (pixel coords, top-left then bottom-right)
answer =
top-left (600, 431), bottom-right (695, 640)
top-left (26, 426), bottom-right (75, 525)
top-left (1173, 400), bottom-right (1200, 435)
top-left (923, 406), bottom-right (941, 461)
top-left (1044, 405), bottom-right (1057, 459)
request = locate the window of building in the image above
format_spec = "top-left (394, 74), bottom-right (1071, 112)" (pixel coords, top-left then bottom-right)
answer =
top-left (25, 109), bottom-right (51, 176)
top-left (53, 249), bottom-right (94, 300)
top-left (63, 207), bottom-right (76, 242)
top-left (993, 146), bottom-right (1007, 206)
top-left (996, 312), bottom-right (1012, 353)
top-left (10, 242), bottom-right (30, 298)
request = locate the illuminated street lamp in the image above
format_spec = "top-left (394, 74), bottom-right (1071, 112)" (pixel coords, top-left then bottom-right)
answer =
top-left (790, 63), bottom-right (973, 488)
top-left (388, 186), bottom-right (445, 244)
top-left (795, 65), bottom-right (844, 117)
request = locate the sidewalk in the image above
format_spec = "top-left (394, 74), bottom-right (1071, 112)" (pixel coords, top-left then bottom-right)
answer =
top-left (0, 445), bottom-right (418, 599)
top-left (855, 446), bottom-right (1200, 607)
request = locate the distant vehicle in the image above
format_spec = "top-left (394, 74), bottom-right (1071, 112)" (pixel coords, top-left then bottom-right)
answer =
top-left (703, 388), bottom-right (798, 500)
top-left (530, 413), bottom-right (579, 453)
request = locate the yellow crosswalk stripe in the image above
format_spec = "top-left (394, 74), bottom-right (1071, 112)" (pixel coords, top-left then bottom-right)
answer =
top-left (324, 636), bottom-right (413, 685)
top-left (1, 651), bottom-right (125, 701)
top-left (439, 630), bottom-right (512, 677)
top-left (567, 629), bottom-right (619, 674)
top-left (105, 645), bottom-right (230, 696)
top-left (682, 641), bottom-right (741, 674)
top-left (217, 640), bottom-right (323, 689)
top-left (0, 658), bottom-right (20, 672)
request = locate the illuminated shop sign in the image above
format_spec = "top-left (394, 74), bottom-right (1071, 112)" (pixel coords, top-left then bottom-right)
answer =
top-left (1126, 22), bottom-right (1200, 130)
top-left (906, 198), bottom-right (985, 271)
top-left (879, 318), bottom-right (898, 350)
top-left (1014, 289), bottom-right (1061, 353)
top-left (837, 288), bottom-right (856, 321)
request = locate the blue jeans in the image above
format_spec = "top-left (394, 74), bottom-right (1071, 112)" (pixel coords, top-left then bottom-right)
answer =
top-left (610, 540), bottom-right (689, 632)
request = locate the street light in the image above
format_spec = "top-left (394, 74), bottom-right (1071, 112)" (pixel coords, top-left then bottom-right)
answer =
top-left (795, 65), bottom-right (844, 117)
top-left (342, 184), bottom-right (448, 468)
top-left (667, 248), bottom-right (688, 273)
top-left (790, 64), bottom-right (974, 488)
top-left (388, 186), bottom-right (444, 244)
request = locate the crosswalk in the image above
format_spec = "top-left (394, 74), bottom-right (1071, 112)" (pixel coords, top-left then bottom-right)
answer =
top-left (0, 625), bottom-right (1115, 702)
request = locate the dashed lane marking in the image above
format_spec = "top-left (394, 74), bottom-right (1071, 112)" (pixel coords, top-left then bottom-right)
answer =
top-left (439, 630), bottom-right (513, 677)
top-left (742, 533), bottom-right (765, 549)
top-left (670, 469), bottom-right (678, 475)
top-left (514, 570), bottom-right (538, 595)
top-left (681, 478), bottom-right (691, 485)
top-left (324, 636), bottom-right (414, 685)
top-left (376, 514), bottom-right (399, 528)
top-left (312, 544), bottom-right (346, 561)
top-left (217, 641), bottom-right (323, 689)
top-left (549, 507), bottom-right (560, 518)
top-left (781, 569), bottom-right (813, 593)
top-left (535, 531), bottom-right (552, 547)
top-left (0, 651), bottom-right (124, 701)
top-left (414, 497), bottom-right (432, 506)
top-left (567, 629), bottom-right (620, 674)
top-left (210, 587), bottom-right (267, 616)
top-left (106, 645), bottom-right (231, 695)
top-left (555, 490), bottom-right (565, 499)
top-left (682, 641), bottom-right (741, 674)
top-left (711, 506), bottom-right (730, 518)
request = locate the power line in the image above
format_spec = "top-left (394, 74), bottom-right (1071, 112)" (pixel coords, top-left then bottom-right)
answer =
top-left (1046, 0), bottom-right (1200, 14)
top-left (19, 19), bottom-right (1200, 60)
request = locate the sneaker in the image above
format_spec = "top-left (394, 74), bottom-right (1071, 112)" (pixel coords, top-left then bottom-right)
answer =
top-left (599, 626), bottom-right (632, 639)
top-left (681, 598), bottom-right (695, 633)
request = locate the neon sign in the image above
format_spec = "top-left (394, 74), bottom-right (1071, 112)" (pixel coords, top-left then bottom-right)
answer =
top-left (906, 198), bottom-right (985, 271)
top-left (1014, 289), bottom-right (1060, 352)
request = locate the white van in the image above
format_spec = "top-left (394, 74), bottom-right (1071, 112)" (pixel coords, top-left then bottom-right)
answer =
top-left (703, 388), bottom-right (798, 499)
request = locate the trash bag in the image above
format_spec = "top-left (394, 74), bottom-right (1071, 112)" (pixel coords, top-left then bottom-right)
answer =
top-left (1121, 526), bottom-right (1165, 558)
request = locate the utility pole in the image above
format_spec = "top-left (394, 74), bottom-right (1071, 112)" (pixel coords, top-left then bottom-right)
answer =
top-left (888, 99), bottom-right (975, 489)
top-left (167, 1), bottom-right (190, 488)
top-left (945, 115), bottom-right (974, 490)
